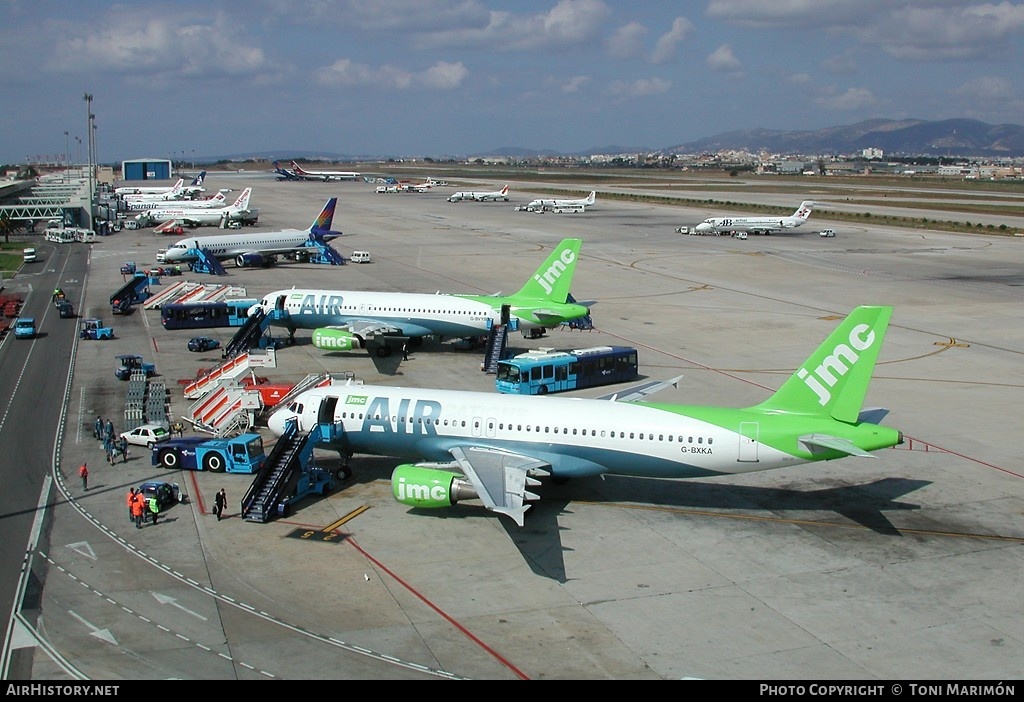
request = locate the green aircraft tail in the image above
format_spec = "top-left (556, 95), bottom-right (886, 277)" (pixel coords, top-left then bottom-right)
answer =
top-left (753, 306), bottom-right (893, 423)
top-left (512, 238), bottom-right (583, 302)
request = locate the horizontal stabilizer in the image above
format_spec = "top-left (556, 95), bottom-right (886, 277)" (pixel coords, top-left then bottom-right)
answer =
top-left (799, 433), bottom-right (876, 458)
top-left (597, 375), bottom-right (684, 402)
top-left (858, 407), bottom-right (890, 424)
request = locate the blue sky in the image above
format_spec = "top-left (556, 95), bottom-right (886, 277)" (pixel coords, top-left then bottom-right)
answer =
top-left (3, 0), bottom-right (1023, 164)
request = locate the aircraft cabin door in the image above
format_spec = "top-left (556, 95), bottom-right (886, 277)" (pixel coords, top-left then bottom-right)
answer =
top-left (738, 421), bottom-right (760, 462)
top-left (472, 416), bottom-right (483, 438)
top-left (485, 418), bottom-right (497, 438)
top-left (316, 396), bottom-right (339, 441)
top-left (501, 304), bottom-right (511, 326)
top-left (274, 294), bottom-right (287, 312)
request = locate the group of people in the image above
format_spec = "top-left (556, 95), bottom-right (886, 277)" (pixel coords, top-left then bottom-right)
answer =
top-left (126, 487), bottom-right (162, 528)
top-left (94, 415), bottom-right (129, 464)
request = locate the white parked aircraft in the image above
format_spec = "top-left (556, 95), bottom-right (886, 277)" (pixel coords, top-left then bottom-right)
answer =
top-left (115, 171), bottom-right (206, 198)
top-left (267, 306), bottom-right (902, 526)
top-left (142, 188), bottom-right (252, 227)
top-left (517, 190), bottom-right (596, 213)
top-left (157, 197), bottom-right (341, 268)
top-left (290, 161), bottom-right (361, 181)
top-left (248, 238), bottom-right (590, 356)
top-left (693, 201), bottom-right (816, 235)
top-left (124, 190), bottom-right (227, 212)
top-left (448, 185), bottom-right (509, 202)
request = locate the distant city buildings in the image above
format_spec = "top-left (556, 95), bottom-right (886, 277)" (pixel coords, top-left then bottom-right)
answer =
top-left (461, 148), bottom-right (1023, 179)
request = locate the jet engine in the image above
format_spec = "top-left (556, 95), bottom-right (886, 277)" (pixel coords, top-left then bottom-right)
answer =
top-left (311, 326), bottom-right (365, 351)
top-left (235, 253), bottom-right (267, 268)
top-left (391, 465), bottom-right (478, 510)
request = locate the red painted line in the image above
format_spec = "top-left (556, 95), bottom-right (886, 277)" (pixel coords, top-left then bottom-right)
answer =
top-left (346, 535), bottom-right (531, 680)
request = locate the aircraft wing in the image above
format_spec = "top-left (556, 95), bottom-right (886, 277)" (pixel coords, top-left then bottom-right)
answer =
top-left (338, 319), bottom-right (404, 339)
top-left (449, 446), bottom-right (549, 526)
top-left (595, 375), bottom-right (684, 402)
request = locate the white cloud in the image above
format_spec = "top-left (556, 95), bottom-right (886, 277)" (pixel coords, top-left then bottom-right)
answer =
top-left (650, 17), bottom-right (694, 64)
top-left (315, 59), bottom-right (466, 90)
top-left (815, 86), bottom-right (878, 110)
top-left (707, 44), bottom-right (742, 73)
top-left (562, 75), bottom-right (592, 93)
top-left (953, 75), bottom-right (1011, 100)
top-left (606, 77), bottom-right (671, 97)
top-left (410, 0), bottom-right (611, 51)
top-left (421, 61), bottom-right (469, 89)
top-left (45, 13), bottom-right (273, 81)
top-left (607, 22), bottom-right (648, 59)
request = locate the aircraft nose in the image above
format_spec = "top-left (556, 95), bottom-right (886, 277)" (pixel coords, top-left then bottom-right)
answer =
top-left (267, 409), bottom-right (292, 436)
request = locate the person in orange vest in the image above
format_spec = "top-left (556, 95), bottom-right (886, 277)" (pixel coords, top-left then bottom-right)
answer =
top-left (79, 463), bottom-right (89, 491)
top-left (131, 491), bottom-right (146, 529)
top-left (126, 487), bottom-right (137, 522)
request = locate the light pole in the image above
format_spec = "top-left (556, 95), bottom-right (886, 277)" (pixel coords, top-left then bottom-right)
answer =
top-left (192, 148), bottom-right (195, 174)
top-left (83, 92), bottom-right (95, 230)
top-left (64, 130), bottom-right (69, 181)
top-left (75, 136), bottom-right (81, 168)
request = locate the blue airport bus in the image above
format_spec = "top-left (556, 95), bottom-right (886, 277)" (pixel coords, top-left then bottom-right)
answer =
top-left (495, 345), bottom-right (639, 395)
top-left (160, 298), bottom-right (258, 330)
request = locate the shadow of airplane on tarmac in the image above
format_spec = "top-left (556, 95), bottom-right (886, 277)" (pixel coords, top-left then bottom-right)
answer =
top-left (499, 476), bottom-right (931, 583)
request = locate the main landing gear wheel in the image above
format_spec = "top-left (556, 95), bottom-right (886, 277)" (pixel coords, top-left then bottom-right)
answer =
top-left (335, 465), bottom-right (352, 480)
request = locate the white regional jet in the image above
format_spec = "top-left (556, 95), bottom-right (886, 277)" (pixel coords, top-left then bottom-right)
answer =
top-left (267, 305), bottom-right (902, 527)
top-left (448, 185), bottom-right (509, 202)
top-left (517, 190), bottom-right (596, 213)
top-left (693, 200), bottom-right (816, 235)
top-left (158, 197), bottom-right (341, 268)
top-left (142, 188), bottom-right (252, 227)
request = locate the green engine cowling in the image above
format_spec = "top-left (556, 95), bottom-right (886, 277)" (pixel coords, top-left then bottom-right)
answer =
top-left (312, 326), bottom-right (364, 351)
top-left (392, 465), bottom-right (478, 509)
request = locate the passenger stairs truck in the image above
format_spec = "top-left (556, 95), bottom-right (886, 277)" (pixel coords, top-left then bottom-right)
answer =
top-left (240, 418), bottom-right (334, 523)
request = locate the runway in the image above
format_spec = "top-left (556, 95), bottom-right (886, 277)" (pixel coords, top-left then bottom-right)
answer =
top-left (4, 170), bottom-right (1022, 680)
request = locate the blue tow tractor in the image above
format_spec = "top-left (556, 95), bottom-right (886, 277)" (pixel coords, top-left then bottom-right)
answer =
top-left (151, 433), bottom-right (267, 473)
top-left (80, 318), bottom-right (114, 340)
top-left (115, 354), bottom-right (156, 380)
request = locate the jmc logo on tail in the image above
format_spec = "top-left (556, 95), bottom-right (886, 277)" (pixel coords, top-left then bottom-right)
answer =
top-left (533, 248), bottom-right (576, 295)
top-left (797, 322), bottom-right (875, 405)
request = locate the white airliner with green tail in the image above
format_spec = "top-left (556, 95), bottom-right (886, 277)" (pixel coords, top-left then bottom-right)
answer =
top-left (268, 306), bottom-right (903, 526)
top-left (249, 238), bottom-right (592, 357)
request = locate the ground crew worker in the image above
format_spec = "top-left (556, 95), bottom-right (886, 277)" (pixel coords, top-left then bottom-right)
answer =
top-left (118, 436), bottom-right (129, 463)
top-left (131, 492), bottom-right (145, 528)
top-left (126, 488), bottom-right (137, 522)
top-left (79, 463), bottom-right (89, 491)
top-left (148, 496), bottom-right (160, 525)
top-left (93, 416), bottom-right (103, 440)
top-left (104, 419), bottom-right (115, 443)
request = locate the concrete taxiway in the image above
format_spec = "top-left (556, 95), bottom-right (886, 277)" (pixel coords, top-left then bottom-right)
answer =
top-left (6, 171), bottom-right (1023, 680)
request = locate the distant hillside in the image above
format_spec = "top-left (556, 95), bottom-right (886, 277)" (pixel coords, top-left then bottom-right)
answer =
top-left (666, 118), bottom-right (1024, 157)
top-left (197, 119), bottom-right (1024, 163)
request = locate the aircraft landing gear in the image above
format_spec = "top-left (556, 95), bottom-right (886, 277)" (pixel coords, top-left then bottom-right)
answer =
top-left (335, 454), bottom-right (353, 480)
